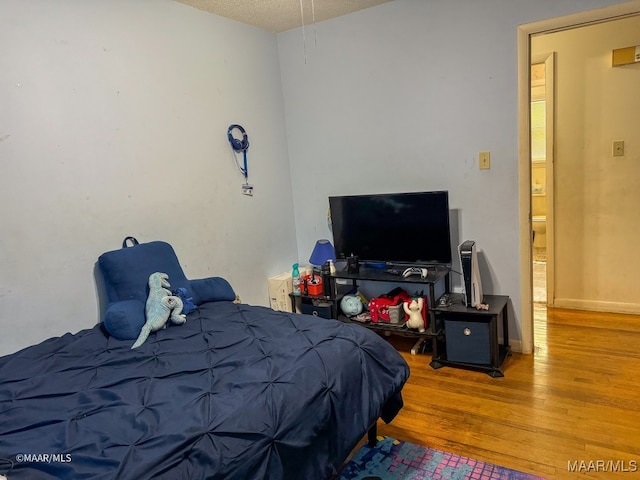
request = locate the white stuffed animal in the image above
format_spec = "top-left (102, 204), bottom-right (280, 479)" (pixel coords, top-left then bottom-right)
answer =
top-left (403, 297), bottom-right (426, 333)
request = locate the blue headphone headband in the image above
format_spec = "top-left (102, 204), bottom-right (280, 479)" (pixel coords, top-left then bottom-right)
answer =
top-left (227, 124), bottom-right (249, 152)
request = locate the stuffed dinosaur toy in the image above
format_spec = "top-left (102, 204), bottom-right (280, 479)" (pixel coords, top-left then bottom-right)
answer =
top-left (132, 272), bottom-right (186, 349)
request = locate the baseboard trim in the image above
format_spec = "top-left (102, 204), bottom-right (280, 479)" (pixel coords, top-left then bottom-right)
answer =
top-left (553, 298), bottom-right (640, 315)
top-left (509, 339), bottom-right (522, 354)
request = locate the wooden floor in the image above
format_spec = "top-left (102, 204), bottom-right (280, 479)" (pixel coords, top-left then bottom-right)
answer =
top-left (374, 304), bottom-right (640, 479)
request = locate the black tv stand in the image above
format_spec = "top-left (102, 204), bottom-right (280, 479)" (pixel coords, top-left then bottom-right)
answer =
top-left (290, 264), bottom-right (511, 376)
top-left (328, 266), bottom-right (450, 355)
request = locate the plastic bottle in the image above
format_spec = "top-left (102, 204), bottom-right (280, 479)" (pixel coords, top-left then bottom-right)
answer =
top-left (292, 263), bottom-right (301, 295)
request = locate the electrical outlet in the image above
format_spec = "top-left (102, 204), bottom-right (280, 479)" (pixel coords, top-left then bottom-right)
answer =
top-left (479, 151), bottom-right (491, 170)
top-left (613, 141), bottom-right (625, 157)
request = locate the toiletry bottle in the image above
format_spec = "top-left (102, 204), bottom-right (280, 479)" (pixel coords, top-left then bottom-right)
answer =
top-left (328, 260), bottom-right (336, 275)
top-left (321, 261), bottom-right (331, 297)
top-left (292, 263), bottom-right (301, 295)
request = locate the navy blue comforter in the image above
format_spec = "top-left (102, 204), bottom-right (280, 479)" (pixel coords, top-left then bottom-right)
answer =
top-left (0, 302), bottom-right (409, 480)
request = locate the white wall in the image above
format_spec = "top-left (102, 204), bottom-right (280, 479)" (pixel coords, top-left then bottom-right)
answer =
top-left (0, 0), bottom-right (297, 356)
top-left (1, 0), bottom-right (630, 357)
top-left (278, 0), bottom-right (625, 348)
top-left (533, 16), bottom-right (640, 313)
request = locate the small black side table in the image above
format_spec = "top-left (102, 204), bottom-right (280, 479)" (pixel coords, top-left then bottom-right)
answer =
top-left (431, 294), bottom-right (511, 377)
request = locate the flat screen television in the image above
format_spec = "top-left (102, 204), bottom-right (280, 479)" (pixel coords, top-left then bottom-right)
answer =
top-left (329, 191), bottom-right (452, 266)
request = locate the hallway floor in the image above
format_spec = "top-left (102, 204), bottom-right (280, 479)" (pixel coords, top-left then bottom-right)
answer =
top-left (533, 247), bottom-right (546, 304)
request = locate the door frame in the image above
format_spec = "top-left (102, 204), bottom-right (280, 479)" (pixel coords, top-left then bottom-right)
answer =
top-left (517, 0), bottom-right (640, 354)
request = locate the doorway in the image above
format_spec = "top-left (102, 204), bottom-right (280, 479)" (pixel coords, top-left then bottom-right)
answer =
top-left (517, 0), bottom-right (640, 354)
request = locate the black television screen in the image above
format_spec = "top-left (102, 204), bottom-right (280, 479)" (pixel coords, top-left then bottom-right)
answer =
top-left (329, 191), bottom-right (452, 265)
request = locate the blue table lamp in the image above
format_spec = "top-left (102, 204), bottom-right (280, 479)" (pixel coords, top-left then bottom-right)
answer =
top-left (309, 239), bottom-right (336, 266)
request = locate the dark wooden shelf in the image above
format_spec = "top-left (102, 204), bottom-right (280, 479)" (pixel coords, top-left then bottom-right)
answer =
top-left (327, 266), bottom-right (450, 356)
top-left (330, 265), bottom-right (450, 285)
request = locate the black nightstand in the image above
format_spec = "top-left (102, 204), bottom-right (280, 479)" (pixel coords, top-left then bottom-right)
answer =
top-left (431, 294), bottom-right (511, 377)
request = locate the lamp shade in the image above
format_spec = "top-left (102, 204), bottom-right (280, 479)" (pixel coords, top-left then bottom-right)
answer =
top-left (309, 239), bottom-right (336, 266)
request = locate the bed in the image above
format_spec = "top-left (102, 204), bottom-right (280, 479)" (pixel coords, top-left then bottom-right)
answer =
top-left (0, 240), bottom-right (409, 480)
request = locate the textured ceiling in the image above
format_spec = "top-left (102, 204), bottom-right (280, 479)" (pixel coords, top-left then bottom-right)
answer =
top-left (176, 0), bottom-right (394, 33)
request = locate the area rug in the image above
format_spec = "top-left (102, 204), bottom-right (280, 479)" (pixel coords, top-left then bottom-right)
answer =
top-left (339, 436), bottom-right (545, 480)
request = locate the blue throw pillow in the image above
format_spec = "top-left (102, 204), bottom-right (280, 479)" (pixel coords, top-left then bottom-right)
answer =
top-left (190, 277), bottom-right (236, 304)
top-left (103, 300), bottom-right (146, 340)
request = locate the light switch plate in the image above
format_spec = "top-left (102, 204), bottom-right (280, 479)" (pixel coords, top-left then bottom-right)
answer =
top-left (613, 141), bottom-right (624, 157)
top-left (479, 151), bottom-right (491, 170)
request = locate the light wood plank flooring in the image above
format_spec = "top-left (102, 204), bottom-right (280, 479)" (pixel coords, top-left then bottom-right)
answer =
top-left (374, 305), bottom-right (640, 479)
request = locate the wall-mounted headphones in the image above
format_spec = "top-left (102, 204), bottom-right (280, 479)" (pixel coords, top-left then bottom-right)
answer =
top-left (227, 124), bottom-right (249, 153)
top-left (227, 124), bottom-right (250, 185)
